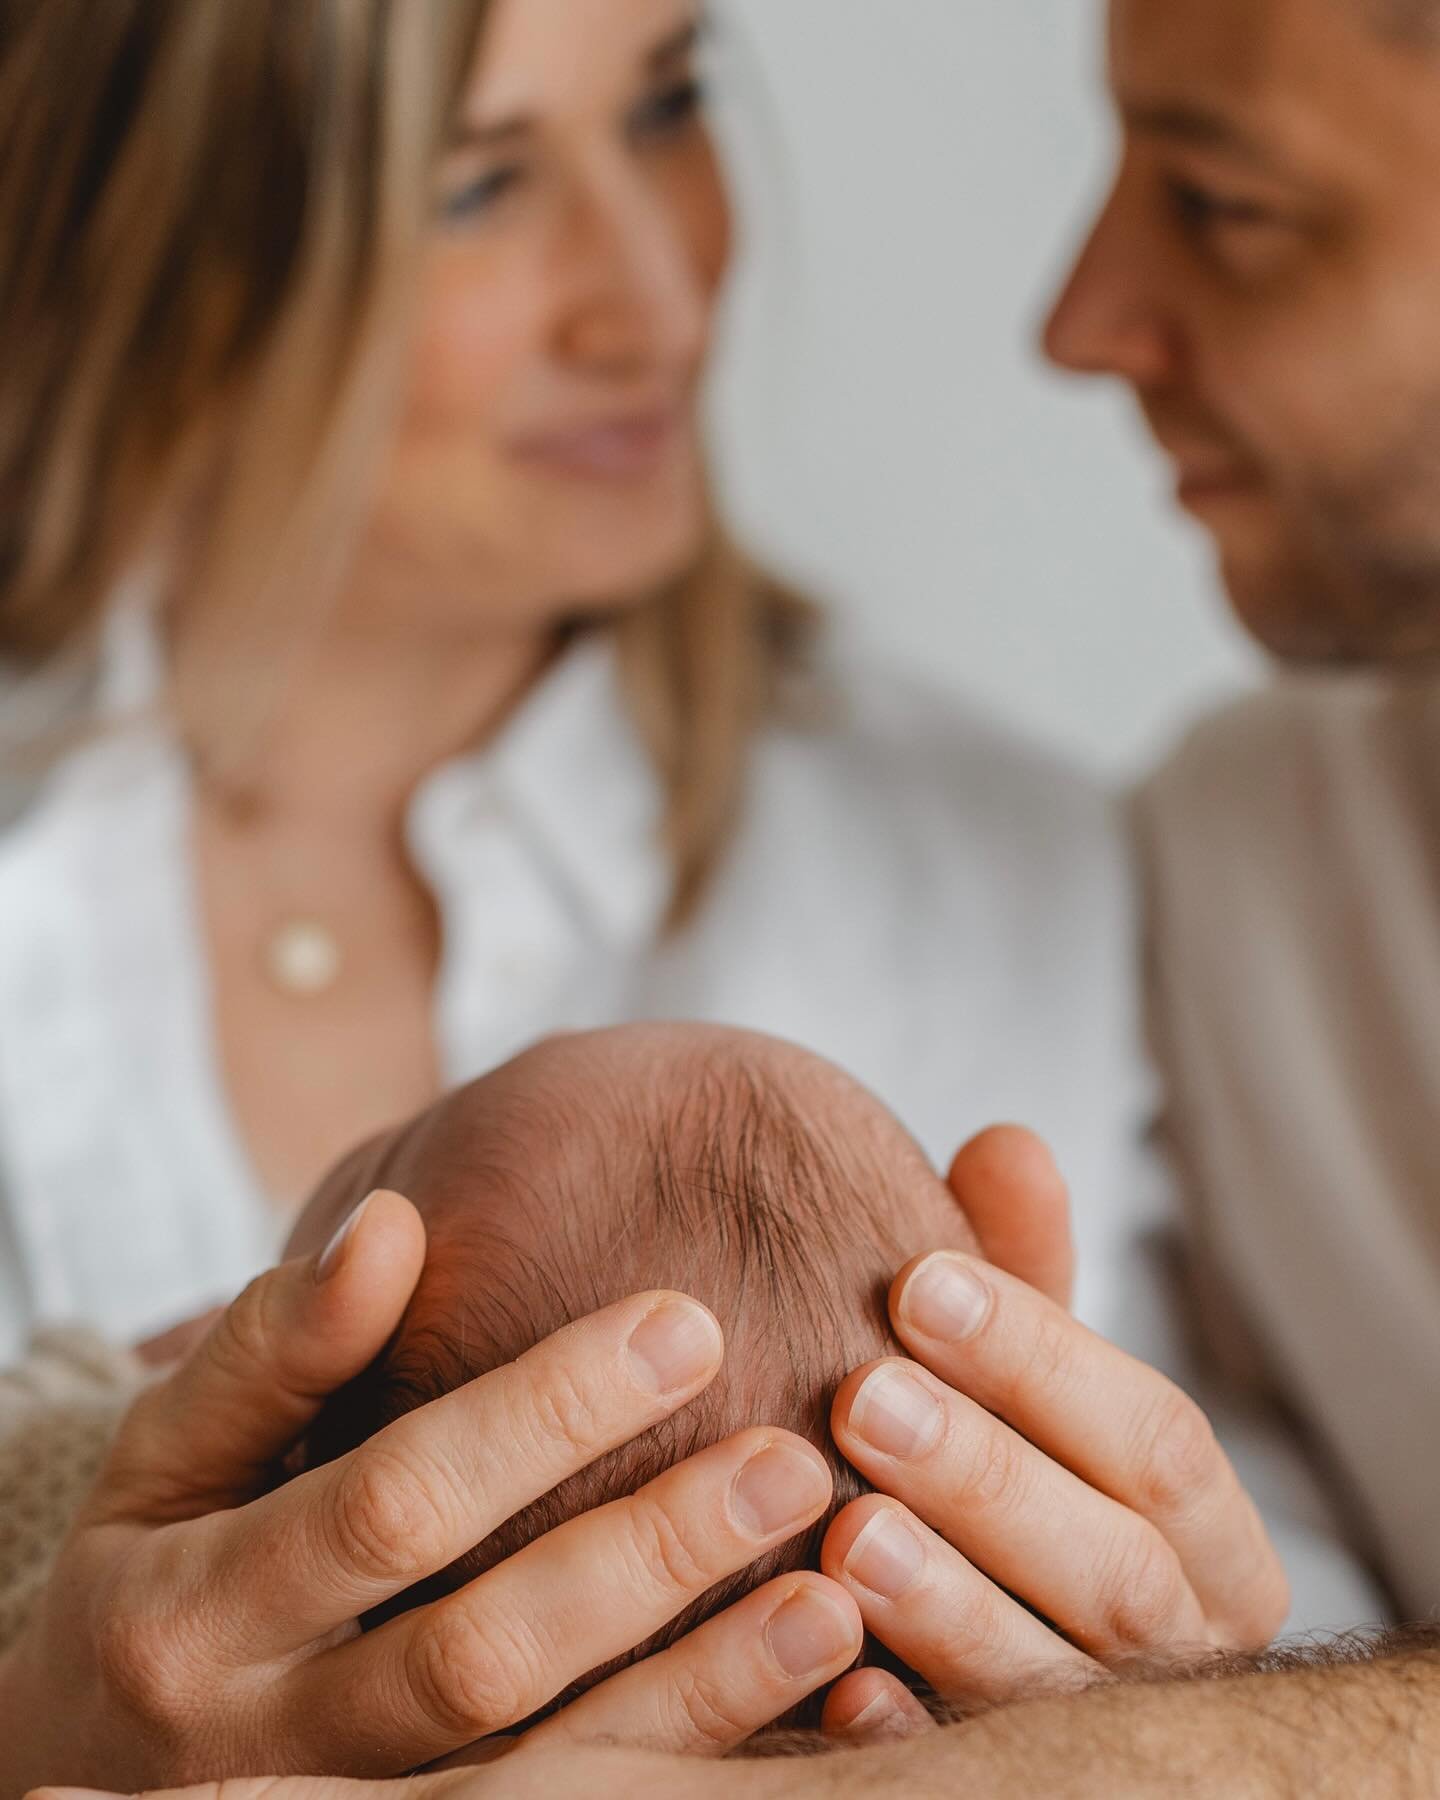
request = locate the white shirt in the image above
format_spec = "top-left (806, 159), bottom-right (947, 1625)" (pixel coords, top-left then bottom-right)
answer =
top-left (0, 621), bottom-right (1382, 1629)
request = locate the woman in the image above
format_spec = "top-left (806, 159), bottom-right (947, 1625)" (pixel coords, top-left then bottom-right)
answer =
top-left (0, 0), bottom-right (1135, 1352)
top-left (0, 0), bottom-right (1343, 1785)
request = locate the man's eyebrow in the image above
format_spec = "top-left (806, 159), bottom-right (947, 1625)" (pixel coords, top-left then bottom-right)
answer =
top-left (449, 13), bottom-right (706, 150)
top-left (651, 14), bottom-right (706, 74)
top-left (1121, 99), bottom-right (1288, 173)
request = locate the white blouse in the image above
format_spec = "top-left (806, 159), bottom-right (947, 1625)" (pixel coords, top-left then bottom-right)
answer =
top-left (0, 619), bottom-right (1383, 1629)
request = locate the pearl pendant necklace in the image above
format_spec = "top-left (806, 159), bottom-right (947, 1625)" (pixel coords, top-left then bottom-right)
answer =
top-left (262, 918), bottom-right (343, 998)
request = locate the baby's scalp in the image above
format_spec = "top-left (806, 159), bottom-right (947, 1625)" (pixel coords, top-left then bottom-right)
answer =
top-left (300, 1024), bottom-right (972, 1712)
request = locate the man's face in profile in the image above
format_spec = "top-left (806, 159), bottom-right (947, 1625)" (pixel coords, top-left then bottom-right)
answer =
top-left (1045, 0), bottom-right (1440, 666)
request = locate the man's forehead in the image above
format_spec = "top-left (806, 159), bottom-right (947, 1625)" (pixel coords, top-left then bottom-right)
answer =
top-left (1110, 0), bottom-right (1440, 175)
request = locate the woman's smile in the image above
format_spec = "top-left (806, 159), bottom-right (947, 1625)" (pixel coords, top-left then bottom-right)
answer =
top-left (507, 403), bottom-right (689, 482)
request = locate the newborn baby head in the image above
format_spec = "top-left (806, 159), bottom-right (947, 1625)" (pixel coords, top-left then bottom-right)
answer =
top-left (294, 1023), bottom-right (974, 1705)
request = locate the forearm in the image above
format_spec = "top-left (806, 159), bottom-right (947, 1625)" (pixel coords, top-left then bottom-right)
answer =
top-left (783, 1634), bottom-right (1440, 1799)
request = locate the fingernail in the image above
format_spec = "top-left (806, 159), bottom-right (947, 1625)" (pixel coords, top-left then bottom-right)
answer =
top-left (316, 1192), bottom-right (376, 1283)
top-left (840, 1690), bottom-right (927, 1742)
top-left (765, 1585), bottom-right (857, 1679)
top-left (627, 1298), bottom-right (723, 1395)
top-left (733, 1441), bottom-right (832, 1538)
top-left (849, 1366), bottom-right (944, 1459)
top-left (901, 1254), bottom-right (991, 1342)
top-left (843, 1507), bottom-right (925, 1599)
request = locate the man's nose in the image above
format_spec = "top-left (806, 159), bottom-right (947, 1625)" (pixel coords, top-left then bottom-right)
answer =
top-left (559, 169), bottom-right (712, 377)
top-left (1041, 190), bottom-right (1179, 391)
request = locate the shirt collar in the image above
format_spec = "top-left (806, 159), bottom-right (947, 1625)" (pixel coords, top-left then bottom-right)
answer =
top-left (95, 586), bottom-right (166, 717)
top-left (409, 630), bottom-right (671, 951)
top-left (84, 604), bottom-right (672, 949)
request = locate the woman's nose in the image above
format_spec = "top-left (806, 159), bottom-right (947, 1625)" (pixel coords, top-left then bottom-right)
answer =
top-left (558, 172), bottom-right (712, 377)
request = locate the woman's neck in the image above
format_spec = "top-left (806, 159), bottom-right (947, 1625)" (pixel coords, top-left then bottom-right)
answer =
top-left (174, 611), bottom-right (558, 830)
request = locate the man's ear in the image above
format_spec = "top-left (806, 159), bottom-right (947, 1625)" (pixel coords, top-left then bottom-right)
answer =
top-left (945, 1126), bottom-right (1075, 1310)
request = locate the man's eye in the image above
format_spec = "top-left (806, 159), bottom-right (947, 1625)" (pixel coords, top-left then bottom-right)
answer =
top-left (441, 165), bottom-right (523, 225)
top-left (1170, 180), bottom-right (1279, 234)
top-left (629, 77), bottom-right (707, 143)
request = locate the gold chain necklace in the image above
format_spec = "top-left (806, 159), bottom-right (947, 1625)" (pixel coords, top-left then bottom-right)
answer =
top-left (196, 766), bottom-right (345, 1001)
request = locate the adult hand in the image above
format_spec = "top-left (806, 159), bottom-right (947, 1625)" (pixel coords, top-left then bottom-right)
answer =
top-left (819, 1128), bottom-right (1289, 1739)
top-left (948, 1124), bottom-right (1075, 1308)
top-left (1, 1190), bottom-right (858, 1796)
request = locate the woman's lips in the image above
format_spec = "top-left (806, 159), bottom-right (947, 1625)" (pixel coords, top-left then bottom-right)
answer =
top-left (509, 410), bottom-right (684, 482)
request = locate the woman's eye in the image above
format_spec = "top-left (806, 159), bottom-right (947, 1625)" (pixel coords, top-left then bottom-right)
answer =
top-left (441, 165), bottom-right (523, 225)
top-left (629, 77), bottom-right (706, 143)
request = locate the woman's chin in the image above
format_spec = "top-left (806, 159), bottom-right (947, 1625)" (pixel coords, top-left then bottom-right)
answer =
top-left (544, 517), bottom-right (713, 612)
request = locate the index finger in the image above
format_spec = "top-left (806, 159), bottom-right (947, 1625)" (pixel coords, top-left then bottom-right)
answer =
top-left (887, 1252), bottom-right (1288, 1643)
top-left (209, 1290), bottom-right (724, 1651)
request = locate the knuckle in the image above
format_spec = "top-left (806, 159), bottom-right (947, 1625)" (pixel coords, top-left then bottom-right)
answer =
top-left (670, 1665), bottom-right (760, 1751)
top-left (951, 1424), bottom-right (1030, 1517)
top-left (931, 1579), bottom-right (1006, 1677)
top-left (207, 1273), bottom-right (282, 1386)
top-left (328, 1446), bottom-right (453, 1586)
top-left (406, 1605), bottom-right (542, 1739)
top-left (92, 1601), bottom-right (196, 1729)
top-left (1006, 1310), bottom-right (1074, 1405)
top-left (1132, 1388), bottom-right (1221, 1523)
top-left (626, 1494), bottom-right (718, 1600)
top-left (517, 1360), bottom-right (607, 1464)
top-left (1095, 1531), bottom-right (1190, 1654)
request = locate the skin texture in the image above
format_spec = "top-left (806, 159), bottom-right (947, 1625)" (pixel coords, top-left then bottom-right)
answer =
top-left (1046, 0), bottom-right (1440, 664)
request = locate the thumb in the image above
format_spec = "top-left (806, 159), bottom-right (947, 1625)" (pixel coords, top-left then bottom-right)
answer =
top-left (946, 1126), bottom-right (1075, 1310)
top-left (100, 1189), bottom-right (426, 1518)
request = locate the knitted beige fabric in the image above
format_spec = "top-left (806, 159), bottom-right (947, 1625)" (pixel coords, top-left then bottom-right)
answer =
top-left (0, 1329), bottom-right (143, 1651)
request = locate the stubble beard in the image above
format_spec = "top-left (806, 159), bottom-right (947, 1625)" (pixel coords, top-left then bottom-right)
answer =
top-left (1219, 401), bottom-right (1440, 669)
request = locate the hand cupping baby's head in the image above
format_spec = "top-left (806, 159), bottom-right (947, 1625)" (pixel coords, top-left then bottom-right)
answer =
top-left (293, 1023), bottom-right (972, 1716)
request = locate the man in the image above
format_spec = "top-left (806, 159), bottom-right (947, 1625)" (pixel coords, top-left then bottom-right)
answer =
top-left (1047, 0), bottom-right (1440, 1629)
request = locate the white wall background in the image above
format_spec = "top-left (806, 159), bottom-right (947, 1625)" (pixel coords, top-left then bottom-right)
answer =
top-left (706, 0), bottom-right (1262, 776)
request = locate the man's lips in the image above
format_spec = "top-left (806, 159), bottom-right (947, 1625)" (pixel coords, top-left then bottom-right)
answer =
top-left (508, 409), bottom-right (685, 482)
top-left (1174, 463), bottom-right (1263, 509)
top-left (1144, 415), bottom-right (1260, 507)
top-left (1150, 435), bottom-right (1264, 508)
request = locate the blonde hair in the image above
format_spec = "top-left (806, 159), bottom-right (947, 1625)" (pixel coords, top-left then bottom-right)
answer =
top-left (0, 0), bottom-right (816, 924)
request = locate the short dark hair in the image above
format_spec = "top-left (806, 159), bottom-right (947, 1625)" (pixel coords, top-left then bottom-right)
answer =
top-left (306, 1054), bottom-right (930, 1721)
